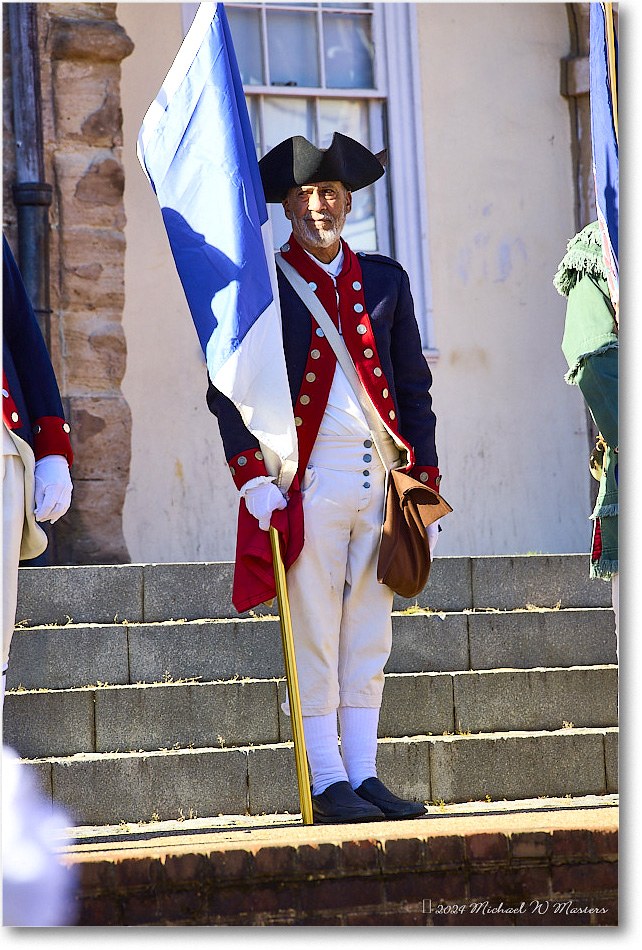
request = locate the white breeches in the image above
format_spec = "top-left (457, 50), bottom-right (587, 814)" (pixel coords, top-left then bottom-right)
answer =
top-left (285, 433), bottom-right (394, 716)
top-left (3, 449), bottom-right (25, 667)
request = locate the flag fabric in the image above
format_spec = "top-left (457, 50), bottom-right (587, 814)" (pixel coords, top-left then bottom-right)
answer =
top-left (137, 1), bottom-right (297, 491)
top-left (589, 2), bottom-right (619, 311)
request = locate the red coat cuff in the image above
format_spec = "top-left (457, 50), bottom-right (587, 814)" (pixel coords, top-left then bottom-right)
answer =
top-left (33, 416), bottom-right (73, 465)
top-left (228, 449), bottom-right (270, 490)
top-left (408, 465), bottom-right (441, 492)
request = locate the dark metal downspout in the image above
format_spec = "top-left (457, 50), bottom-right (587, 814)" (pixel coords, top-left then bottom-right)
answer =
top-left (9, 2), bottom-right (56, 563)
top-left (8, 2), bottom-right (53, 350)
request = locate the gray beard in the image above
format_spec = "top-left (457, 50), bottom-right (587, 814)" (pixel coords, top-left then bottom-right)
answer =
top-left (291, 211), bottom-right (346, 249)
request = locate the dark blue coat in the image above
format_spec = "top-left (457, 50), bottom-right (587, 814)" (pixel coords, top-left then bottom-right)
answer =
top-left (207, 238), bottom-right (438, 490)
top-left (3, 235), bottom-right (72, 463)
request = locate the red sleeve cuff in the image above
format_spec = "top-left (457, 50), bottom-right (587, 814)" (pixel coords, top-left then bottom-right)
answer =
top-left (228, 449), bottom-right (269, 490)
top-left (409, 465), bottom-right (441, 492)
top-left (33, 416), bottom-right (73, 466)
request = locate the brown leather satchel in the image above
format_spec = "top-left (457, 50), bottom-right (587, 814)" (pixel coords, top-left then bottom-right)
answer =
top-left (377, 469), bottom-right (453, 598)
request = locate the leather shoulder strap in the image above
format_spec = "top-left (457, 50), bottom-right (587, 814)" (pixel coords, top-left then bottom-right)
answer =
top-left (275, 253), bottom-right (403, 471)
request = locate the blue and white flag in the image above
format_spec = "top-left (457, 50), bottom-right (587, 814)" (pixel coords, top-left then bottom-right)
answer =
top-left (138, 2), bottom-right (297, 490)
top-left (590, 2), bottom-right (619, 311)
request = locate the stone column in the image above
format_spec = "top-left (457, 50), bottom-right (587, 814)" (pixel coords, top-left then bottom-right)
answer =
top-left (43, 3), bottom-right (134, 563)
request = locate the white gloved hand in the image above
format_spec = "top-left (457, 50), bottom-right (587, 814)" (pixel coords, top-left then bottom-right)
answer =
top-left (34, 455), bottom-right (73, 524)
top-left (427, 520), bottom-right (440, 557)
top-left (243, 482), bottom-right (286, 531)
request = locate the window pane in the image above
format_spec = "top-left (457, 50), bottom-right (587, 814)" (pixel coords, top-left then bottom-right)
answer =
top-left (226, 7), bottom-right (263, 85)
top-left (263, 96), bottom-right (314, 152)
top-left (318, 98), bottom-right (369, 148)
top-left (246, 96), bottom-right (262, 156)
top-left (267, 10), bottom-right (319, 88)
top-left (324, 13), bottom-right (374, 89)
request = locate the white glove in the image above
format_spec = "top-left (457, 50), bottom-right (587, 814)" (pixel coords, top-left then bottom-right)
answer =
top-left (427, 520), bottom-right (440, 557)
top-left (243, 481), bottom-right (286, 531)
top-left (34, 455), bottom-right (73, 524)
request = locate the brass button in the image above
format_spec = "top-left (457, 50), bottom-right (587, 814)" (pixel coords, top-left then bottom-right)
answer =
top-left (357, 324), bottom-right (367, 335)
top-left (316, 328), bottom-right (324, 337)
top-left (11, 412), bottom-right (19, 423)
top-left (436, 475), bottom-right (442, 486)
top-left (382, 388), bottom-right (389, 399)
top-left (354, 303), bottom-right (364, 314)
top-left (33, 424), bottom-right (41, 434)
top-left (255, 451), bottom-right (264, 461)
top-left (363, 348), bottom-right (374, 358)
top-left (62, 423), bottom-right (71, 433)
top-left (281, 243), bottom-right (290, 252)
top-left (306, 372), bottom-right (316, 383)
top-left (373, 367), bottom-right (382, 377)
top-left (237, 456), bottom-right (247, 466)
top-left (308, 281), bottom-right (317, 291)
top-left (295, 416), bottom-right (303, 426)
top-left (2, 389), bottom-right (8, 398)
top-left (352, 281), bottom-right (361, 291)
top-left (311, 349), bottom-right (321, 359)
top-left (300, 395), bottom-right (310, 405)
top-left (229, 466), bottom-right (236, 477)
top-left (419, 472), bottom-right (429, 483)
top-left (389, 410), bottom-right (396, 420)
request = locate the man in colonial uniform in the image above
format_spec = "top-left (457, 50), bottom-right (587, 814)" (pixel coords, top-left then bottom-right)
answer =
top-left (208, 133), bottom-right (441, 823)
top-left (3, 235), bottom-right (73, 705)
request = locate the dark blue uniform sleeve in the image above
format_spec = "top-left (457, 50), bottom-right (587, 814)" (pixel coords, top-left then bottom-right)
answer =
top-left (3, 235), bottom-right (72, 461)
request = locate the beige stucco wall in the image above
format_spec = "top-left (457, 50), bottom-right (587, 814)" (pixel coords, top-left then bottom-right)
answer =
top-left (119, 2), bottom-right (239, 562)
top-left (119, 1), bottom-right (592, 563)
top-left (416, 2), bottom-right (591, 556)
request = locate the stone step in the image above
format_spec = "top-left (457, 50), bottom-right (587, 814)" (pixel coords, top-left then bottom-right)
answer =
top-left (4, 666), bottom-right (618, 761)
top-left (6, 606), bottom-right (616, 692)
top-left (18, 727), bottom-right (618, 826)
top-left (16, 554), bottom-right (612, 629)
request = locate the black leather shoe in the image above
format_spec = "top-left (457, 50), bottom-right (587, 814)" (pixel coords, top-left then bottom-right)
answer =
top-left (311, 780), bottom-right (386, 824)
top-left (354, 777), bottom-right (427, 819)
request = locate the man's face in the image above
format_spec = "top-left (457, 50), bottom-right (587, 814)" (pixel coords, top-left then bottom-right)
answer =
top-left (282, 181), bottom-right (352, 253)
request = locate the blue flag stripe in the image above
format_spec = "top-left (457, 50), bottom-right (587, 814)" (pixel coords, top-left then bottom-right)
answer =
top-left (589, 2), bottom-right (618, 305)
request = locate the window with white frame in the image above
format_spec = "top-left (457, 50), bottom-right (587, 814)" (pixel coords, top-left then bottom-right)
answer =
top-left (225, 1), bottom-right (388, 255)
top-left (181, 1), bottom-right (437, 356)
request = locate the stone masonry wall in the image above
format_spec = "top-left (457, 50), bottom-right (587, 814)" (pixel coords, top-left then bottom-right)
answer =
top-left (3, 3), bottom-right (133, 563)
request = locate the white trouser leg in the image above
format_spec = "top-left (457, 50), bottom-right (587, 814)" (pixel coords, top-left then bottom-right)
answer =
top-left (285, 438), bottom-right (393, 716)
top-left (3, 452), bottom-right (25, 675)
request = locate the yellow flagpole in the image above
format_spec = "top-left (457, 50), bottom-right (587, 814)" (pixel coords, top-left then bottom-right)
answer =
top-left (604, 2), bottom-right (618, 144)
top-left (269, 526), bottom-right (314, 825)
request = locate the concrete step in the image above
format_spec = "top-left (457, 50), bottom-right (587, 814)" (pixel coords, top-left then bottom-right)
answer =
top-left (15, 554), bottom-right (612, 629)
top-left (6, 553), bottom-right (616, 834)
top-left (17, 727), bottom-right (618, 826)
top-left (6, 606), bottom-right (617, 692)
top-left (4, 666), bottom-right (618, 760)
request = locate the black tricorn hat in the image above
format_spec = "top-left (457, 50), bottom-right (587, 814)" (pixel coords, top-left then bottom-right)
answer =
top-left (259, 131), bottom-right (386, 203)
